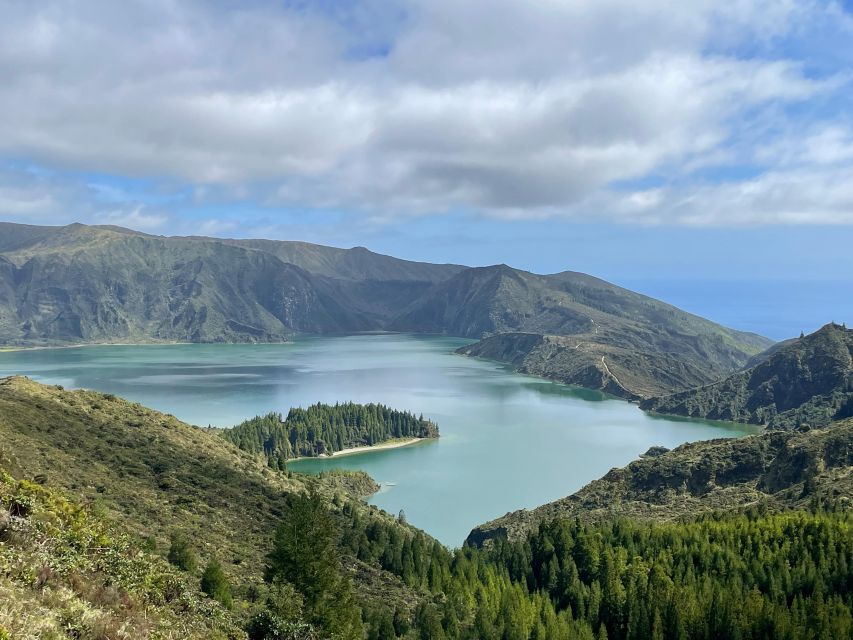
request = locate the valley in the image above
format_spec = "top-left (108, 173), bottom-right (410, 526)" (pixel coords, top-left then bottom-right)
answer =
top-left (0, 224), bottom-right (849, 638)
top-left (4, 2), bottom-right (852, 636)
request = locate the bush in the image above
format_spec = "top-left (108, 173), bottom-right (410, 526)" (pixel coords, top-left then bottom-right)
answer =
top-left (167, 531), bottom-right (197, 572)
top-left (200, 558), bottom-right (232, 608)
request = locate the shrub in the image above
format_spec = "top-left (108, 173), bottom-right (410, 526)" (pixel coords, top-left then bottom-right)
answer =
top-left (167, 531), bottom-right (198, 572)
top-left (200, 558), bottom-right (232, 608)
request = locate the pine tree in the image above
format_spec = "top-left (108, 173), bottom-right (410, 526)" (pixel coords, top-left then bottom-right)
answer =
top-left (200, 558), bottom-right (232, 607)
top-left (265, 491), bottom-right (363, 639)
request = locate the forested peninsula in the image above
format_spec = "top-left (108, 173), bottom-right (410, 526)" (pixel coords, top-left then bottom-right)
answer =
top-left (222, 402), bottom-right (439, 467)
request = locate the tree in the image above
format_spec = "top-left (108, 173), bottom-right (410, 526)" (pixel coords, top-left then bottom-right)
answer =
top-left (266, 491), bottom-right (363, 639)
top-left (201, 558), bottom-right (232, 607)
top-left (246, 581), bottom-right (314, 640)
top-left (167, 531), bottom-right (197, 572)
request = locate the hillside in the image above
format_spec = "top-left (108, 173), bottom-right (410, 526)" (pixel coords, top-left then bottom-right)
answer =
top-left (0, 222), bottom-right (771, 397)
top-left (467, 416), bottom-right (853, 546)
top-left (0, 375), bottom-right (444, 636)
top-left (447, 267), bottom-right (771, 398)
top-left (0, 224), bottom-right (377, 344)
top-left (457, 331), bottom-right (746, 399)
top-left (0, 377), bottom-right (569, 639)
top-left (3, 376), bottom-right (852, 639)
top-left (0, 467), bottom-right (239, 639)
top-left (641, 323), bottom-right (853, 428)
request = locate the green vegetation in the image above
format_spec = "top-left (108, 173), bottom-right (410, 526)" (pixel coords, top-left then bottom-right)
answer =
top-left (223, 403), bottom-right (439, 466)
top-left (2, 376), bottom-right (851, 639)
top-left (201, 558), bottom-right (233, 608)
top-left (483, 509), bottom-right (853, 639)
top-left (0, 376), bottom-right (428, 634)
top-left (169, 530), bottom-right (199, 572)
top-left (469, 416), bottom-right (853, 545)
top-left (264, 491), bottom-right (363, 638)
top-left (0, 221), bottom-right (770, 398)
top-left (642, 323), bottom-right (853, 428)
top-left (252, 491), bottom-right (853, 639)
top-left (0, 468), bottom-right (239, 639)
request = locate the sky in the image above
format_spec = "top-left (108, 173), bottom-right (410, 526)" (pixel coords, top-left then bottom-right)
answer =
top-left (1, 0), bottom-right (852, 337)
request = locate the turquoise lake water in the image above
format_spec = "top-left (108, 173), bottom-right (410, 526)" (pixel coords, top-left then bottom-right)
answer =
top-left (0, 334), bottom-right (757, 545)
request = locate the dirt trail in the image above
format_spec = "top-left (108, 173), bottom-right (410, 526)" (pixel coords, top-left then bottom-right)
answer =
top-left (600, 355), bottom-right (624, 390)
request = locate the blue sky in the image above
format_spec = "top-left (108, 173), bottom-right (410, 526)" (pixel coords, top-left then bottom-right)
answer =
top-left (1, 1), bottom-right (852, 337)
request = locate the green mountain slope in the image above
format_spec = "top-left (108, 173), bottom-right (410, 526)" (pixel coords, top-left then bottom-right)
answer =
top-left (3, 376), bottom-right (852, 639)
top-left (443, 267), bottom-right (771, 398)
top-left (0, 222), bottom-right (772, 397)
top-left (0, 225), bottom-right (381, 344)
top-left (467, 416), bottom-right (853, 546)
top-left (0, 376), bottom-right (438, 633)
top-left (641, 323), bottom-right (853, 427)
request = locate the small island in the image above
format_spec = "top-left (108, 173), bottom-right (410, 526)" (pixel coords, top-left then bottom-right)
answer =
top-left (222, 402), bottom-right (439, 468)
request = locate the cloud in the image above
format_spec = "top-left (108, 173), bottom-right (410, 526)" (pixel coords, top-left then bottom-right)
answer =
top-left (0, 164), bottom-right (174, 229)
top-left (0, 0), bottom-right (850, 226)
top-left (97, 205), bottom-right (168, 231)
top-left (755, 124), bottom-right (853, 167)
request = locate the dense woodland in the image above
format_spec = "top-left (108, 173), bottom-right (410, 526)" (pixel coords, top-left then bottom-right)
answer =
top-left (222, 402), bottom-right (439, 466)
top-left (251, 493), bottom-right (853, 640)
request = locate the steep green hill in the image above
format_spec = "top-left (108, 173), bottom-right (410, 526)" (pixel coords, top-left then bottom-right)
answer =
top-left (467, 417), bottom-right (853, 546)
top-left (446, 267), bottom-right (771, 398)
top-left (224, 403), bottom-right (439, 467)
top-left (0, 225), bottom-right (378, 344)
top-left (641, 323), bottom-right (853, 427)
top-left (0, 376), bottom-right (439, 636)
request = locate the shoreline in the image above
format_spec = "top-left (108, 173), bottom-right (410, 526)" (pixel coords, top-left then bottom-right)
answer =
top-left (0, 340), bottom-right (193, 353)
top-left (0, 330), bottom-right (469, 353)
top-left (0, 336), bottom-right (756, 432)
top-left (0, 339), bottom-right (295, 353)
top-left (290, 437), bottom-right (431, 462)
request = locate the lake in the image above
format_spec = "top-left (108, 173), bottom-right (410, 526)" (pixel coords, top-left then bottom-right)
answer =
top-left (0, 334), bottom-right (757, 546)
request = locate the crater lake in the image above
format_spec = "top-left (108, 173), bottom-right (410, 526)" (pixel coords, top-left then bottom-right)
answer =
top-left (0, 334), bottom-right (757, 545)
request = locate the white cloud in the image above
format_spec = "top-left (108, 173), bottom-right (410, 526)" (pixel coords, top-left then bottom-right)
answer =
top-left (604, 166), bottom-right (853, 226)
top-left (0, 0), bottom-right (850, 226)
top-left (97, 206), bottom-right (168, 231)
top-left (756, 124), bottom-right (853, 166)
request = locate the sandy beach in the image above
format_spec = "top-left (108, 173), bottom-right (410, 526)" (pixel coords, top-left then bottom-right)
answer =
top-left (288, 437), bottom-right (432, 462)
top-left (330, 437), bottom-right (428, 458)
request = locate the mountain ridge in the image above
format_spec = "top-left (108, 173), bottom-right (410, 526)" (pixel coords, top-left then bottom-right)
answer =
top-left (641, 322), bottom-right (853, 427)
top-left (0, 221), bottom-right (772, 396)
